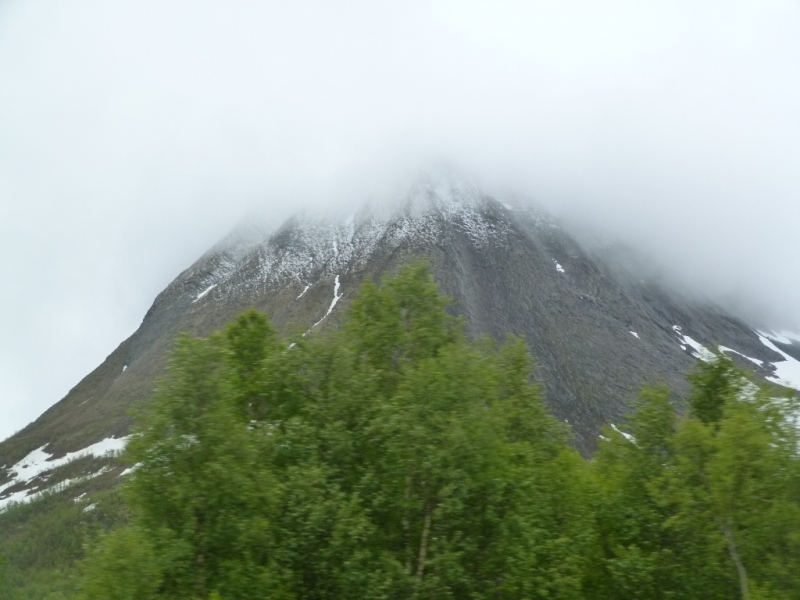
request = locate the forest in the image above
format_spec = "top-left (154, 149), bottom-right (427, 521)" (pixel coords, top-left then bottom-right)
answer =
top-left (3, 264), bottom-right (800, 600)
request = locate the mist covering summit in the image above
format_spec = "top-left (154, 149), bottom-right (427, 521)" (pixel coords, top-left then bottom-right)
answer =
top-left (2, 173), bottom-right (800, 506)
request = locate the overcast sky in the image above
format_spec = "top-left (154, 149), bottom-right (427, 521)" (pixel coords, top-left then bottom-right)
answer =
top-left (1, 0), bottom-right (799, 441)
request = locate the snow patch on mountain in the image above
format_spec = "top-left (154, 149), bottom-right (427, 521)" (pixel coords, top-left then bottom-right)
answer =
top-left (180, 179), bottom-right (524, 308)
top-left (672, 326), bottom-right (716, 362)
top-left (610, 424), bottom-right (636, 444)
top-left (666, 327), bottom-right (800, 393)
top-left (297, 284), bottom-right (311, 299)
top-left (312, 275), bottom-right (343, 328)
top-left (718, 345), bottom-right (764, 367)
top-left (758, 335), bottom-right (800, 391)
top-left (0, 436), bottom-right (130, 510)
top-left (759, 330), bottom-right (800, 346)
top-left (119, 463), bottom-right (141, 478)
top-left (194, 284), bottom-right (217, 302)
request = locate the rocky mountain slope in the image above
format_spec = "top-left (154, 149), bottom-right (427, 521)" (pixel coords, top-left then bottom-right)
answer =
top-left (2, 174), bottom-right (799, 508)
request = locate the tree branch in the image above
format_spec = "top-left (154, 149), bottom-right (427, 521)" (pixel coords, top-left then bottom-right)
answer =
top-left (720, 521), bottom-right (749, 600)
top-left (416, 501), bottom-right (432, 581)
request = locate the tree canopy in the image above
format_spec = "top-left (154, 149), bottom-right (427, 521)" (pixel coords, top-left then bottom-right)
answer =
top-left (78, 264), bottom-right (800, 600)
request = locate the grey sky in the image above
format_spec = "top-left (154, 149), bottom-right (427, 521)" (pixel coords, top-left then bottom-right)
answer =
top-left (1, 0), bottom-right (798, 441)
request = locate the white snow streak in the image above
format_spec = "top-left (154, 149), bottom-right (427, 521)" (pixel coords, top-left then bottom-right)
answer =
top-left (119, 463), bottom-right (141, 478)
top-left (610, 424), bottom-right (637, 444)
top-left (554, 261), bottom-right (565, 273)
top-left (193, 284), bottom-right (217, 302)
top-left (296, 284), bottom-right (311, 299)
top-left (718, 346), bottom-right (764, 367)
top-left (673, 325), bottom-right (716, 362)
top-left (629, 331), bottom-right (639, 339)
top-left (683, 335), bottom-right (716, 362)
top-left (312, 276), bottom-right (343, 328)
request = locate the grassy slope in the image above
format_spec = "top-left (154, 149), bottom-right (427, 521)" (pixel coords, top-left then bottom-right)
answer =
top-left (0, 465), bottom-right (128, 600)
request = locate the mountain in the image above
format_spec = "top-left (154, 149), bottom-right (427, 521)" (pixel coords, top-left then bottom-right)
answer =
top-left (2, 173), bottom-right (799, 508)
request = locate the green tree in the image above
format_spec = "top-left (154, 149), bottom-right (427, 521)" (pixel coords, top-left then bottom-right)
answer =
top-left (82, 323), bottom-right (289, 599)
top-left (668, 361), bottom-right (800, 600)
top-left (81, 264), bottom-right (591, 599)
top-left (587, 387), bottom-right (711, 600)
top-left (80, 527), bottom-right (161, 600)
top-left (687, 355), bottom-right (741, 425)
top-left (591, 356), bottom-right (800, 600)
top-left (74, 264), bottom-right (800, 599)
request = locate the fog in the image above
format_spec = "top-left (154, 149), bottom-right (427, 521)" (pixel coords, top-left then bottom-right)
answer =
top-left (1, 0), bottom-right (798, 440)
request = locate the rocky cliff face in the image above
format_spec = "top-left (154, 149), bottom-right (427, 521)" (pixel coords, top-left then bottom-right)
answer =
top-left (3, 174), bottom-right (799, 507)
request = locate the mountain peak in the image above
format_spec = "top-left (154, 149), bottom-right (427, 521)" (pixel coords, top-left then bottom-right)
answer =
top-left (4, 175), bottom-right (799, 512)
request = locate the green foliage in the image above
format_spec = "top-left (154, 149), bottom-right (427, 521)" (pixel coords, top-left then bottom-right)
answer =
top-left (591, 359), bottom-right (800, 600)
top-left (83, 264), bottom-right (591, 599)
top-left (668, 375), bottom-right (800, 600)
top-left (687, 354), bottom-right (741, 425)
top-left (80, 527), bottom-right (161, 600)
top-left (18, 262), bottom-right (798, 600)
top-left (588, 387), bottom-right (695, 600)
top-left (0, 486), bottom-right (126, 600)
